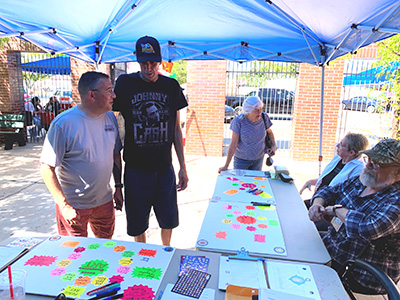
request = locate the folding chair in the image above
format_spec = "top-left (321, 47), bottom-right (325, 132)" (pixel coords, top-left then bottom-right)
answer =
top-left (340, 259), bottom-right (400, 300)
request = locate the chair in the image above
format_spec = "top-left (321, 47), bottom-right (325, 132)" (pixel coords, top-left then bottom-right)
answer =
top-left (340, 259), bottom-right (400, 300)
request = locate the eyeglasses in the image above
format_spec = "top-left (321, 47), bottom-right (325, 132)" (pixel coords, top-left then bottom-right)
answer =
top-left (362, 156), bottom-right (399, 170)
top-left (91, 87), bottom-right (114, 94)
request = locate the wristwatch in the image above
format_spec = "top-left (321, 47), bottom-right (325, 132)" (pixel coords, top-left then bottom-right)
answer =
top-left (114, 183), bottom-right (124, 189)
top-left (333, 204), bottom-right (343, 217)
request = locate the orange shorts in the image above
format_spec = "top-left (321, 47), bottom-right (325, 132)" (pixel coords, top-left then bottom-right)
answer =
top-left (55, 201), bottom-right (115, 239)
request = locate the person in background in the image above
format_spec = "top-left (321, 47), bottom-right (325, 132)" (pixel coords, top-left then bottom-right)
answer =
top-left (113, 36), bottom-right (188, 246)
top-left (40, 71), bottom-right (123, 238)
top-left (300, 133), bottom-right (369, 196)
top-left (44, 96), bottom-right (61, 116)
top-left (308, 138), bottom-right (400, 294)
top-left (218, 96), bottom-right (277, 172)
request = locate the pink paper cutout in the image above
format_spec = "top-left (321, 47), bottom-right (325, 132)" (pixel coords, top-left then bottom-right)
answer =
top-left (25, 255), bottom-right (57, 266)
top-left (67, 253), bottom-right (82, 260)
top-left (246, 226), bottom-right (257, 231)
top-left (236, 215), bottom-right (257, 224)
top-left (215, 231), bottom-right (227, 239)
top-left (242, 183), bottom-right (256, 189)
top-left (139, 249), bottom-right (157, 257)
top-left (233, 210), bottom-right (242, 215)
top-left (226, 177), bottom-right (239, 181)
top-left (254, 234), bottom-right (266, 243)
top-left (239, 188), bottom-right (245, 190)
top-left (74, 247), bottom-right (86, 253)
top-left (116, 265), bottom-right (131, 275)
top-left (50, 267), bottom-right (67, 277)
top-left (223, 204), bottom-right (232, 209)
top-left (258, 224), bottom-right (268, 229)
top-left (109, 274), bottom-right (124, 283)
top-left (122, 285), bottom-right (155, 300)
top-left (231, 224), bottom-right (241, 229)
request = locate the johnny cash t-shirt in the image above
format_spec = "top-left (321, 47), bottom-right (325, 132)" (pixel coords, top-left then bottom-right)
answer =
top-left (113, 72), bottom-right (187, 171)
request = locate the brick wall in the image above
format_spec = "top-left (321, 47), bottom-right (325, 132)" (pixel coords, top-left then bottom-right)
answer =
top-left (185, 60), bottom-right (226, 156)
top-left (292, 59), bottom-right (346, 162)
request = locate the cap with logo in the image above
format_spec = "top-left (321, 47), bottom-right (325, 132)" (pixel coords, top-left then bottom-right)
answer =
top-left (360, 138), bottom-right (400, 164)
top-left (135, 36), bottom-right (161, 63)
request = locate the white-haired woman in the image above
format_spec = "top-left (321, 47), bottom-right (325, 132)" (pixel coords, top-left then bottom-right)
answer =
top-left (218, 96), bottom-right (277, 172)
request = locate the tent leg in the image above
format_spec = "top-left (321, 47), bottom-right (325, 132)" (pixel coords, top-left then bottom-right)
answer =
top-left (319, 65), bottom-right (325, 176)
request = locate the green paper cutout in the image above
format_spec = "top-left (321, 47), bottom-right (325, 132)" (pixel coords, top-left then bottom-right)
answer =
top-left (63, 285), bottom-right (85, 298)
top-left (88, 243), bottom-right (101, 250)
top-left (79, 260), bottom-right (109, 276)
top-left (122, 250), bottom-right (135, 257)
top-left (132, 266), bottom-right (162, 280)
top-left (247, 212), bottom-right (255, 216)
top-left (269, 220), bottom-right (279, 226)
top-left (103, 241), bottom-right (116, 247)
top-left (232, 183), bottom-right (239, 186)
top-left (225, 213), bottom-right (233, 217)
top-left (61, 272), bottom-right (77, 281)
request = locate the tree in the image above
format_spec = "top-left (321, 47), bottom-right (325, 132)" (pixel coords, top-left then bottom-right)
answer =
top-left (376, 34), bottom-right (400, 139)
top-left (171, 60), bottom-right (187, 85)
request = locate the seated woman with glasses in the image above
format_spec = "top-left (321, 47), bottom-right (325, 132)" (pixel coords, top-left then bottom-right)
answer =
top-left (300, 133), bottom-right (369, 204)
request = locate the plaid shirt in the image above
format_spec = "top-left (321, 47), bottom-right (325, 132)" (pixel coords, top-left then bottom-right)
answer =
top-left (313, 177), bottom-right (400, 293)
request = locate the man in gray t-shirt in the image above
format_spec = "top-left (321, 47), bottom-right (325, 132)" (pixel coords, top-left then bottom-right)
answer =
top-left (40, 72), bottom-right (123, 238)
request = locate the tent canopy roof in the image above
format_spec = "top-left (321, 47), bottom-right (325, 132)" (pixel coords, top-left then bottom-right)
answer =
top-left (0, 0), bottom-right (399, 65)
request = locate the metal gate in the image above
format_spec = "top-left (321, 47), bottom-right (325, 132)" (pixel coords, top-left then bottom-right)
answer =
top-left (224, 60), bottom-right (299, 157)
top-left (21, 52), bottom-right (72, 142)
top-left (337, 58), bottom-right (394, 145)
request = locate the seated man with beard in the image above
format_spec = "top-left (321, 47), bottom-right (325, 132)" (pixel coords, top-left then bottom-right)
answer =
top-left (308, 138), bottom-right (400, 295)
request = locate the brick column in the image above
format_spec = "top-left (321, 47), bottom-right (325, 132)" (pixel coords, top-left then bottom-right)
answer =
top-left (291, 59), bottom-right (345, 162)
top-left (185, 60), bottom-right (226, 156)
top-left (7, 51), bottom-right (25, 113)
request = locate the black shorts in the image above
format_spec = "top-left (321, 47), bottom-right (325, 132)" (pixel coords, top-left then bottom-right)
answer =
top-left (124, 165), bottom-right (179, 236)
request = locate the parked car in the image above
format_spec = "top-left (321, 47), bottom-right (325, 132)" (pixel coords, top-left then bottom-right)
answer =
top-left (225, 88), bottom-right (294, 116)
top-left (342, 96), bottom-right (380, 113)
top-left (224, 105), bottom-right (235, 123)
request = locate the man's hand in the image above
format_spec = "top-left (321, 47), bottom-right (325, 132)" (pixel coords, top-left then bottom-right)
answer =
top-left (113, 189), bottom-right (123, 211)
top-left (300, 180), bottom-right (312, 194)
top-left (177, 168), bottom-right (188, 191)
top-left (308, 204), bottom-right (326, 222)
top-left (61, 203), bottom-right (79, 225)
top-left (266, 147), bottom-right (275, 156)
top-left (218, 165), bottom-right (228, 174)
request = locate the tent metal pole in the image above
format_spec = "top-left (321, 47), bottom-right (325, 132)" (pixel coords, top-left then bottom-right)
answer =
top-left (319, 65), bottom-right (325, 175)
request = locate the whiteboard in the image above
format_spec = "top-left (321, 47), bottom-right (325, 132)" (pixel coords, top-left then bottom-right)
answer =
top-left (11, 236), bottom-right (175, 299)
top-left (196, 200), bottom-right (287, 257)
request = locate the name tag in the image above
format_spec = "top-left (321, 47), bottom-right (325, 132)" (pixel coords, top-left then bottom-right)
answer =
top-left (331, 217), bottom-right (343, 232)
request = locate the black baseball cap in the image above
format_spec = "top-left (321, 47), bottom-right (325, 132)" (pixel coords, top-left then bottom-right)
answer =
top-left (135, 36), bottom-right (162, 63)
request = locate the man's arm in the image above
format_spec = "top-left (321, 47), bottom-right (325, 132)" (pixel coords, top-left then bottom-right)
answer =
top-left (308, 197), bottom-right (326, 222)
top-left (40, 163), bottom-right (78, 224)
top-left (113, 153), bottom-right (123, 211)
top-left (174, 111), bottom-right (188, 191)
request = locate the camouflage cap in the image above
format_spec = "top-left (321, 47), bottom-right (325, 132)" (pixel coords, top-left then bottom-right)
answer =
top-left (360, 138), bottom-right (400, 164)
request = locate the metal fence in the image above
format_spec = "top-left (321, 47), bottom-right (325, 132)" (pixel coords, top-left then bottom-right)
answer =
top-left (338, 58), bottom-right (394, 146)
top-left (21, 52), bottom-right (72, 142)
top-left (224, 60), bottom-right (299, 156)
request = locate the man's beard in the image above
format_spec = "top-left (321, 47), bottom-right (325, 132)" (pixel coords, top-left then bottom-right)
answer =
top-left (360, 168), bottom-right (397, 189)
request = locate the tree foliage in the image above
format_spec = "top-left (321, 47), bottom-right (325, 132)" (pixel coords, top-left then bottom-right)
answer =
top-left (376, 34), bottom-right (400, 139)
top-left (171, 60), bottom-right (187, 85)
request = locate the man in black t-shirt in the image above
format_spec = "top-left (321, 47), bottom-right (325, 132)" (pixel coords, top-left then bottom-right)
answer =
top-left (113, 36), bottom-right (188, 246)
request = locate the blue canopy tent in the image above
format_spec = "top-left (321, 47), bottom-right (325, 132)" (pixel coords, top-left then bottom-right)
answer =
top-left (21, 56), bottom-right (70, 75)
top-left (0, 0), bottom-right (399, 170)
top-left (343, 61), bottom-right (400, 86)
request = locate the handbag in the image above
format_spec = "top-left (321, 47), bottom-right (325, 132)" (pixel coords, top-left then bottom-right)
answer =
top-left (261, 113), bottom-right (272, 153)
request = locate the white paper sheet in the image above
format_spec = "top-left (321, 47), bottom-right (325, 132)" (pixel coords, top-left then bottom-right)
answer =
top-left (218, 257), bottom-right (268, 290)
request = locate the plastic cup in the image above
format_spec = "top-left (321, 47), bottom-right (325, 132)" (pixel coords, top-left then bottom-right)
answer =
top-left (0, 269), bottom-right (26, 300)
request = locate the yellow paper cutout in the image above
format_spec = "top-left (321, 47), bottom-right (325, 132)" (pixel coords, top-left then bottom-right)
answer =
top-left (254, 177), bottom-right (268, 181)
top-left (61, 241), bottom-right (80, 247)
top-left (259, 192), bottom-right (272, 198)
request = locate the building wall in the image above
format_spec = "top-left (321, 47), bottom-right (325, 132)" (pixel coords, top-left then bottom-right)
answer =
top-left (185, 60), bottom-right (226, 156)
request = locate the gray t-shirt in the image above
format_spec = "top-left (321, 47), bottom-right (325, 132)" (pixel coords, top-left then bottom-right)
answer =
top-left (230, 112), bottom-right (272, 160)
top-left (41, 106), bottom-right (122, 209)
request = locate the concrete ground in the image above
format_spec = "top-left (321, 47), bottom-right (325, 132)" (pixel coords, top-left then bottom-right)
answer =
top-left (0, 142), bottom-right (393, 299)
